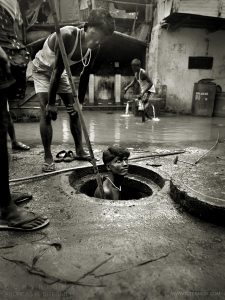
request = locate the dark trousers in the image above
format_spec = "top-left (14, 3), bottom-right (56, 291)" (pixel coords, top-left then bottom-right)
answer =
top-left (0, 94), bottom-right (11, 209)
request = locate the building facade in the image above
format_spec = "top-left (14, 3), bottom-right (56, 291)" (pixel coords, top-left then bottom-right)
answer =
top-left (148, 0), bottom-right (225, 113)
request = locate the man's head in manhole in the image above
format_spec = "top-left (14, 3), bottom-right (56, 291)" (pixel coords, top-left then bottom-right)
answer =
top-left (94, 146), bottom-right (130, 200)
top-left (103, 146), bottom-right (130, 176)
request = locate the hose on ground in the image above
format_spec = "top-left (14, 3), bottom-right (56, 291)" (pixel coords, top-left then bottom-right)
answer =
top-left (9, 150), bottom-right (186, 184)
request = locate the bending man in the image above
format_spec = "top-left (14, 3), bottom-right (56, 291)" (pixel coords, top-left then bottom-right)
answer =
top-left (32, 9), bottom-right (115, 172)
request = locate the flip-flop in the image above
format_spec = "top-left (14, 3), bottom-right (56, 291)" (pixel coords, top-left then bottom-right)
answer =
top-left (54, 150), bottom-right (67, 163)
top-left (11, 192), bottom-right (32, 205)
top-left (42, 162), bottom-right (56, 172)
top-left (0, 213), bottom-right (49, 231)
top-left (63, 150), bottom-right (75, 162)
top-left (12, 142), bottom-right (30, 151)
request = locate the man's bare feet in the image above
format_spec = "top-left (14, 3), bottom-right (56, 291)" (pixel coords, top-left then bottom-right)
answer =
top-left (44, 153), bottom-right (54, 165)
top-left (42, 154), bottom-right (55, 172)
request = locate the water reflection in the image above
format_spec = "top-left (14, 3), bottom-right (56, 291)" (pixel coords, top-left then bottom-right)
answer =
top-left (114, 117), bottom-right (120, 144)
top-left (123, 115), bottom-right (129, 130)
top-left (89, 119), bottom-right (95, 143)
top-left (14, 111), bottom-right (225, 146)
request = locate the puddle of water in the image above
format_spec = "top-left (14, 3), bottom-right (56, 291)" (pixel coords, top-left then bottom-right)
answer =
top-left (12, 111), bottom-right (225, 146)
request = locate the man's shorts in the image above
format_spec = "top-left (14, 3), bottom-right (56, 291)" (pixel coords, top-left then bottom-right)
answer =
top-left (32, 62), bottom-right (72, 94)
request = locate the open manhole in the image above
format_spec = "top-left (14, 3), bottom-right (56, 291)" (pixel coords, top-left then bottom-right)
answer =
top-left (69, 164), bottom-right (165, 200)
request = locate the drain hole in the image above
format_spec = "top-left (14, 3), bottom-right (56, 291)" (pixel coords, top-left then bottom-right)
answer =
top-left (79, 176), bottom-right (153, 200)
top-left (69, 164), bottom-right (165, 201)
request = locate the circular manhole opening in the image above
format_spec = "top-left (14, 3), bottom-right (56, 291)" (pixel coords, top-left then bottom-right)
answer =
top-left (79, 176), bottom-right (153, 200)
top-left (69, 164), bottom-right (164, 201)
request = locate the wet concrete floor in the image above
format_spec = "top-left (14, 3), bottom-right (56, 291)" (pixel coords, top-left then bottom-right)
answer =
top-left (2, 112), bottom-right (225, 300)
top-left (13, 111), bottom-right (225, 146)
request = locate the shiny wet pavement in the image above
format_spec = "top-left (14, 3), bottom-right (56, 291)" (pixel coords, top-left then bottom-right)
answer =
top-left (12, 111), bottom-right (225, 147)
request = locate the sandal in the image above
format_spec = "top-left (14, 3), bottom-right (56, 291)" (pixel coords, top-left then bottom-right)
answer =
top-left (63, 150), bottom-right (75, 162)
top-left (0, 212), bottom-right (49, 231)
top-left (11, 192), bottom-right (32, 205)
top-left (42, 162), bottom-right (56, 173)
top-left (54, 150), bottom-right (67, 163)
top-left (12, 142), bottom-right (30, 151)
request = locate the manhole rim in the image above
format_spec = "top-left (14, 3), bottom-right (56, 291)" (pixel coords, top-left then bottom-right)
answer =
top-left (77, 174), bottom-right (155, 200)
top-left (61, 163), bottom-right (169, 206)
top-left (170, 178), bottom-right (225, 225)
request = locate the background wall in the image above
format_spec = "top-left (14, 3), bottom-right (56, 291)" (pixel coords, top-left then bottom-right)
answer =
top-left (148, 26), bottom-right (225, 113)
top-left (85, 75), bottom-right (136, 105)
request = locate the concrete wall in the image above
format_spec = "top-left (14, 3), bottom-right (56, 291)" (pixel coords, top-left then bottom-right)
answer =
top-left (94, 76), bottom-right (114, 105)
top-left (154, 0), bottom-right (225, 23)
top-left (177, 0), bottom-right (225, 18)
top-left (148, 26), bottom-right (225, 113)
top-left (153, 0), bottom-right (174, 26)
top-left (86, 75), bottom-right (136, 105)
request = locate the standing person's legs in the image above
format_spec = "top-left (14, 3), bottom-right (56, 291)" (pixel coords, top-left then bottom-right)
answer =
top-left (7, 112), bottom-right (16, 143)
top-left (145, 93), bottom-right (155, 119)
top-left (38, 92), bottom-right (55, 170)
top-left (7, 108), bottom-right (30, 150)
top-left (141, 109), bottom-right (146, 123)
top-left (0, 95), bottom-right (49, 230)
top-left (138, 95), bottom-right (153, 121)
top-left (0, 96), bottom-right (12, 210)
top-left (144, 102), bottom-right (151, 120)
top-left (59, 93), bottom-right (88, 157)
top-left (32, 64), bottom-right (55, 170)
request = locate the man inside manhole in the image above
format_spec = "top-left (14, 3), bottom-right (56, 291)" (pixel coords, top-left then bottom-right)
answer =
top-left (94, 146), bottom-right (130, 200)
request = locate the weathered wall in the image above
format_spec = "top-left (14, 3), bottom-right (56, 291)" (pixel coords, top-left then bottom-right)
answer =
top-left (94, 76), bottom-right (114, 104)
top-left (177, 0), bottom-right (225, 18)
top-left (89, 75), bottom-right (137, 104)
top-left (154, 0), bottom-right (225, 23)
top-left (153, 0), bottom-right (174, 25)
top-left (148, 26), bottom-right (225, 113)
top-left (59, 0), bottom-right (80, 21)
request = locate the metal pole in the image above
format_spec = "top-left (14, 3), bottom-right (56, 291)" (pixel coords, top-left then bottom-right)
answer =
top-left (48, 0), bottom-right (105, 199)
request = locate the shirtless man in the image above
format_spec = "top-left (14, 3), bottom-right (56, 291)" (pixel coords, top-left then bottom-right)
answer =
top-left (32, 9), bottom-right (114, 172)
top-left (94, 146), bottom-right (130, 200)
top-left (124, 58), bottom-right (155, 122)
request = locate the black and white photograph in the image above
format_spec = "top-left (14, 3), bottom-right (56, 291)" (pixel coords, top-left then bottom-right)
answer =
top-left (0, 0), bottom-right (225, 299)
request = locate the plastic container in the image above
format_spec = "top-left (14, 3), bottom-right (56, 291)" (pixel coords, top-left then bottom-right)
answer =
top-left (192, 82), bottom-right (217, 117)
top-left (213, 92), bottom-right (225, 117)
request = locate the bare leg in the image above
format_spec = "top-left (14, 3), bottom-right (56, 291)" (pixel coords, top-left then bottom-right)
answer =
top-left (0, 96), bottom-right (13, 211)
top-left (0, 95), bottom-right (48, 230)
top-left (8, 111), bottom-right (30, 150)
top-left (144, 98), bottom-right (153, 120)
top-left (142, 110), bottom-right (146, 122)
top-left (38, 92), bottom-right (54, 164)
top-left (7, 111), bottom-right (16, 143)
top-left (59, 93), bottom-right (87, 156)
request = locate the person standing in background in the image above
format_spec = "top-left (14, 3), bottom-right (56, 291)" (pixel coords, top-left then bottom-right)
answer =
top-left (124, 58), bottom-right (155, 122)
